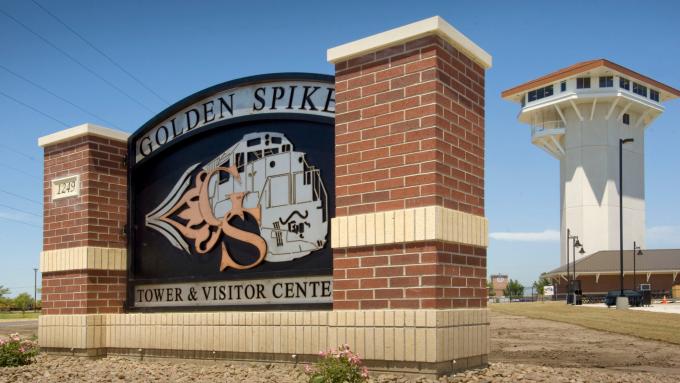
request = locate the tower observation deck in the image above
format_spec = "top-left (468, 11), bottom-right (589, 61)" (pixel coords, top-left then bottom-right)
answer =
top-left (502, 59), bottom-right (680, 265)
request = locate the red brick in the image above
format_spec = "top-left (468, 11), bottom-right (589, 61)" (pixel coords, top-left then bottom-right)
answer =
top-left (334, 300), bottom-right (360, 310)
top-left (360, 300), bottom-right (389, 309)
top-left (347, 289), bottom-right (373, 300)
top-left (360, 278), bottom-right (388, 289)
top-left (375, 289), bottom-right (403, 299)
top-left (390, 299), bottom-right (420, 309)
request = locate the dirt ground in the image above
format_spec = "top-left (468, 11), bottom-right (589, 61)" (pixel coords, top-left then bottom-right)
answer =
top-left (2, 313), bottom-right (680, 381)
top-left (489, 309), bottom-right (680, 378)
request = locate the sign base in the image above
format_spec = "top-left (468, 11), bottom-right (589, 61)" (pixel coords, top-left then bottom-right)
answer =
top-left (39, 308), bottom-right (488, 377)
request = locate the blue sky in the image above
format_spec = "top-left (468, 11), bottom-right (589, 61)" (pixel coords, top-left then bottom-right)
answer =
top-left (0, 0), bottom-right (679, 297)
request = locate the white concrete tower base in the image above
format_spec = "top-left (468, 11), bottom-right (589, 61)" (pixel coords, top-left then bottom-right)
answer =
top-left (559, 102), bottom-right (645, 264)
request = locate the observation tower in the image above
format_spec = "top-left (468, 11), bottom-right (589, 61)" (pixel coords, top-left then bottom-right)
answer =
top-left (502, 59), bottom-right (680, 265)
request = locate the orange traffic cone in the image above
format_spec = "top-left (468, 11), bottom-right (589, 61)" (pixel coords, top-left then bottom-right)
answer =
top-left (662, 295), bottom-right (668, 304)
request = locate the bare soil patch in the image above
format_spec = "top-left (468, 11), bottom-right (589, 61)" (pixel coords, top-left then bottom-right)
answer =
top-left (490, 301), bottom-right (680, 344)
top-left (489, 309), bottom-right (680, 378)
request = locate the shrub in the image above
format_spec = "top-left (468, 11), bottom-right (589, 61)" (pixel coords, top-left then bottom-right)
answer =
top-left (0, 333), bottom-right (39, 367)
top-left (304, 344), bottom-right (368, 383)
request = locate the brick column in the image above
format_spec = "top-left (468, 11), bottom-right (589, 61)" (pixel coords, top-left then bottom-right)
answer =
top-left (39, 124), bottom-right (129, 315)
top-left (329, 17), bottom-right (491, 311)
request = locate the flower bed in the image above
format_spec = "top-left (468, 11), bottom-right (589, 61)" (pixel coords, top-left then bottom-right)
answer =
top-left (0, 333), bottom-right (39, 367)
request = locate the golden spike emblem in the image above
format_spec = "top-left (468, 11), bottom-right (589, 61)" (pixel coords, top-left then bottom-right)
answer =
top-left (158, 165), bottom-right (267, 271)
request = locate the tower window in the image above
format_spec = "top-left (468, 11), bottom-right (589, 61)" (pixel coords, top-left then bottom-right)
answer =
top-left (527, 85), bottom-right (554, 102)
top-left (623, 113), bottom-right (630, 125)
top-left (650, 89), bottom-right (660, 102)
top-left (633, 82), bottom-right (647, 97)
top-left (599, 76), bottom-right (613, 88)
top-left (619, 77), bottom-right (630, 90)
top-left (576, 77), bottom-right (591, 89)
top-left (560, 81), bottom-right (566, 92)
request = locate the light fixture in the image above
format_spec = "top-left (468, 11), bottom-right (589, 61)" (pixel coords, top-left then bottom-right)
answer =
top-left (579, 247), bottom-right (585, 255)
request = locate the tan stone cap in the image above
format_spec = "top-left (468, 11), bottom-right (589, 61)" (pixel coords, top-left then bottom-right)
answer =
top-left (38, 123), bottom-right (130, 147)
top-left (327, 16), bottom-right (492, 69)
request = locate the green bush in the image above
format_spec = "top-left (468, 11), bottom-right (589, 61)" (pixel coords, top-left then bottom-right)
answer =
top-left (304, 344), bottom-right (368, 383)
top-left (0, 333), bottom-right (39, 367)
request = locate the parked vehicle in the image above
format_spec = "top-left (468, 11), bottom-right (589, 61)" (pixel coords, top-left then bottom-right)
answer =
top-left (604, 290), bottom-right (642, 307)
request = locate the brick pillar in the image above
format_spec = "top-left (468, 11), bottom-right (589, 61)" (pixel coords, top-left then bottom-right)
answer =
top-left (329, 16), bottom-right (492, 311)
top-left (39, 124), bottom-right (129, 315)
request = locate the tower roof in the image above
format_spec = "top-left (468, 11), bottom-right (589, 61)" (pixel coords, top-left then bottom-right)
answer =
top-left (501, 59), bottom-right (680, 100)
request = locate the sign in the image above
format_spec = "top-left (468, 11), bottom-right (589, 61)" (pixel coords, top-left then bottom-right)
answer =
top-left (134, 79), bottom-right (335, 163)
top-left (134, 276), bottom-right (332, 308)
top-left (51, 175), bottom-right (80, 200)
top-left (127, 74), bottom-right (335, 311)
top-left (544, 285), bottom-right (554, 296)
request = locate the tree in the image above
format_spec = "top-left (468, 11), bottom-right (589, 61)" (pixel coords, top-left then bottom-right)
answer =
top-left (487, 281), bottom-right (496, 297)
top-left (532, 278), bottom-right (551, 296)
top-left (503, 279), bottom-right (524, 299)
top-left (13, 293), bottom-right (33, 314)
top-left (0, 286), bottom-right (10, 311)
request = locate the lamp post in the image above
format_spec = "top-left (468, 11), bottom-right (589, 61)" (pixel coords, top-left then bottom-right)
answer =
top-left (566, 229), bottom-right (583, 304)
top-left (566, 228), bottom-right (571, 301)
top-left (633, 241), bottom-right (643, 291)
top-left (619, 138), bottom-right (634, 301)
top-left (571, 236), bottom-right (584, 305)
top-left (33, 268), bottom-right (38, 312)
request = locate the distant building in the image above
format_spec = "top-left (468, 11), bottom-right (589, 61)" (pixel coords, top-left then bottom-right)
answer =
top-left (490, 274), bottom-right (509, 297)
top-left (542, 249), bottom-right (680, 296)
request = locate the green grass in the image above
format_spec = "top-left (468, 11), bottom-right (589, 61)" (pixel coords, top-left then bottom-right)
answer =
top-left (0, 312), bottom-right (40, 320)
top-left (490, 301), bottom-right (680, 345)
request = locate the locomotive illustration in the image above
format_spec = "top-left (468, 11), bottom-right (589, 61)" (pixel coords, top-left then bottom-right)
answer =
top-left (146, 132), bottom-right (329, 265)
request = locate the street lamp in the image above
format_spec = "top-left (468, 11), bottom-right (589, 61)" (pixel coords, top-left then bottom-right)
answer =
top-left (571, 236), bottom-right (584, 305)
top-left (619, 138), bottom-right (634, 302)
top-left (566, 229), bottom-right (583, 304)
top-left (33, 268), bottom-right (38, 313)
top-left (633, 241), bottom-right (643, 291)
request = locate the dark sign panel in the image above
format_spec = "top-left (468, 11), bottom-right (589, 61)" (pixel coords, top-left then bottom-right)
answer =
top-left (127, 74), bottom-right (335, 311)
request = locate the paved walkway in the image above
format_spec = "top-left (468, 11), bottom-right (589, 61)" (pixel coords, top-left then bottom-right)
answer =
top-left (0, 319), bottom-right (38, 339)
top-left (583, 302), bottom-right (680, 314)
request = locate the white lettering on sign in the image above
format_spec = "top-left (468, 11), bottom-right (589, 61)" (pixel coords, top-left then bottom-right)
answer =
top-left (51, 175), bottom-right (80, 200)
top-left (135, 80), bottom-right (335, 163)
top-left (134, 276), bottom-right (332, 308)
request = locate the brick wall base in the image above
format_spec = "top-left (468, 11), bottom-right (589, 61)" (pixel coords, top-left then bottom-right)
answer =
top-left (41, 270), bottom-right (126, 314)
top-left (334, 241), bottom-right (486, 310)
